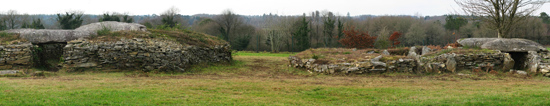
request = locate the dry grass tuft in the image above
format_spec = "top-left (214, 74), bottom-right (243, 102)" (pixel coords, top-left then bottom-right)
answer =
top-left (0, 32), bottom-right (27, 45)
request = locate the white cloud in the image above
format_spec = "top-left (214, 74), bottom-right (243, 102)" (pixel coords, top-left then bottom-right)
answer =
top-left (0, 0), bottom-right (549, 16)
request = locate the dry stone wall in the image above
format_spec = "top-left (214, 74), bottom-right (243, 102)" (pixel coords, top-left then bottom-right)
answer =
top-left (63, 38), bottom-right (231, 71)
top-left (423, 53), bottom-right (507, 72)
top-left (0, 42), bottom-right (34, 69)
top-left (290, 48), bottom-right (511, 74)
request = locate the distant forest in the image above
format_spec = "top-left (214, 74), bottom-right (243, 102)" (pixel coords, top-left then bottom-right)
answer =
top-left (1, 9), bottom-right (550, 52)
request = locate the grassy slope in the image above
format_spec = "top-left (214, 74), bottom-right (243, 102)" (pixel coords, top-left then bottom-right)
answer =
top-left (1, 51), bottom-right (550, 105)
top-left (91, 29), bottom-right (227, 47)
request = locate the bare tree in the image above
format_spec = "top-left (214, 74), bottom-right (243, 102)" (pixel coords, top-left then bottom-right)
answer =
top-left (455, 0), bottom-right (548, 38)
top-left (3, 10), bottom-right (21, 29)
top-left (215, 9), bottom-right (243, 43)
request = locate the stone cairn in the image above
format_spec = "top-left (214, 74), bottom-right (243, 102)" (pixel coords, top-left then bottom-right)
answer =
top-left (0, 21), bottom-right (232, 72)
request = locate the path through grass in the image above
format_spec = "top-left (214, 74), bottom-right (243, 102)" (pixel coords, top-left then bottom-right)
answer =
top-left (1, 52), bottom-right (550, 105)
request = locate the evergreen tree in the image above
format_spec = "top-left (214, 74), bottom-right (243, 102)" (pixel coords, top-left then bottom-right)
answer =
top-left (337, 18), bottom-right (344, 39)
top-left (162, 15), bottom-right (177, 28)
top-left (22, 19), bottom-right (45, 29)
top-left (540, 12), bottom-right (550, 24)
top-left (21, 22), bottom-right (29, 29)
top-left (99, 13), bottom-right (120, 22)
top-left (56, 12), bottom-right (83, 29)
top-left (323, 12), bottom-right (335, 47)
top-left (99, 13), bottom-right (133, 23)
top-left (292, 16), bottom-right (311, 52)
top-left (122, 15), bottom-right (134, 23)
top-left (444, 15), bottom-right (468, 31)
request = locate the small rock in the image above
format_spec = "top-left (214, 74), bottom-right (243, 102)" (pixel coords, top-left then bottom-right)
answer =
top-left (0, 70), bottom-right (18, 75)
top-left (367, 51), bottom-right (375, 54)
top-left (340, 63), bottom-right (352, 66)
top-left (457, 73), bottom-right (470, 76)
top-left (347, 67), bottom-right (360, 73)
top-left (370, 68), bottom-right (386, 72)
top-left (422, 46), bottom-right (431, 55)
top-left (382, 50), bottom-right (390, 55)
top-left (511, 70), bottom-right (528, 75)
top-left (541, 69), bottom-right (549, 73)
top-left (134, 38), bottom-right (144, 42)
top-left (447, 46), bottom-right (453, 49)
top-left (76, 62), bottom-right (98, 68)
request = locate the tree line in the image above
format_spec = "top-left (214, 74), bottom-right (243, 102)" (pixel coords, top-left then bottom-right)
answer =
top-left (1, 6), bottom-right (550, 52)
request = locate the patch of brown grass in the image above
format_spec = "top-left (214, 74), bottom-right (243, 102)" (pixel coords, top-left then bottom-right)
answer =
top-left (0, 32), bottom-right (27, 45)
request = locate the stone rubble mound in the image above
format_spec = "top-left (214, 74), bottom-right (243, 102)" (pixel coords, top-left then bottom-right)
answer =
top-left (290, 45), bottom-right (550, 77)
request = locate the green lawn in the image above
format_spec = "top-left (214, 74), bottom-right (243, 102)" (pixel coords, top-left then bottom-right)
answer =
top-left (1, 52), bottom-right (550, 105)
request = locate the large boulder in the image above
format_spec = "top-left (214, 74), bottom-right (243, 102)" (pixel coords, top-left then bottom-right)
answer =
top-left (445, 53), bottom-right (457, 73)
top-left (527, 51), bottom-right (542, 73)
top-left (459, 38), bottom-right (546, 52)
top-left (502, 53), bottom-right (515, 71)
top-left (481, 38), bottom-right (546, 52)
top-left (3, 22), bottom-right (148, 44)
top-left (4, 29), bottom-right (95, 43)
top-left (75, 21), bottom-right (147, 32)
top-left (458, 38), bottom-right (498, 47)
top-left (371, 55), bottom-right (386, 67)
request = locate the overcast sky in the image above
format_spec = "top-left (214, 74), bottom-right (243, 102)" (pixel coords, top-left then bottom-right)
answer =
top-left (2, 0), bottom-right (550, 16)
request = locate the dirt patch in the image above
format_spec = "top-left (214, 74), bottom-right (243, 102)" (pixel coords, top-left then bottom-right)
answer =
top-left (245, 64), bottom-right (270, 71)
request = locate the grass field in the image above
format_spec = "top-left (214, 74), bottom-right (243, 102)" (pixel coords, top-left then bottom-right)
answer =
top-left (1, 51), bottom-right (550, 105)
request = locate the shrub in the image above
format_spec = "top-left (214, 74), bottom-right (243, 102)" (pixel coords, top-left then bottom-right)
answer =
top-left (374, 39), bottom-right (390, 49)
top-left (338, 26), bottom-right (377, 49)
top-left (96, 26), bottom-right (111, 36)
top-left (427, 45), bottom-right (442, 51)
top-left (444, 42), bottom-right (462, 49)
top-left (389, 31), bottom-right (401, 48)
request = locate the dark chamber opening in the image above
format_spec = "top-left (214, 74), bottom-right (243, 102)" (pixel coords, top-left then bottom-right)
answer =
top-left (507, 52), bottom-right (528, 70)
top-left (33, 42), bottom-right (67, 71)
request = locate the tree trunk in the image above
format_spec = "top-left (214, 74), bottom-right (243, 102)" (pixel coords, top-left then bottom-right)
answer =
top-left (497, 29), bottom-right (502, 38)
top-left (256, 34), bottom-right (260, 53)
top-left (270, 31), bottom-right (274, 52)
